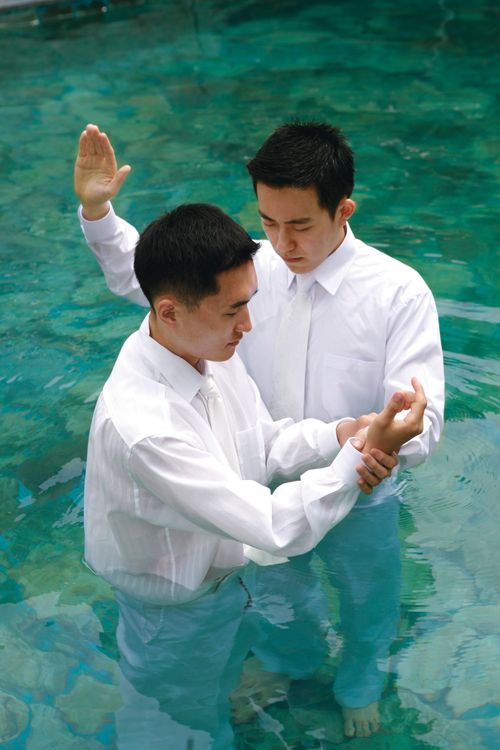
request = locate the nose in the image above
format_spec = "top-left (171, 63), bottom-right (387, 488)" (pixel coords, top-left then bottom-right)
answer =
top-left (276, 225), bottom-right (294, 255)
top-left (235, 306), bottom-right (252, 334)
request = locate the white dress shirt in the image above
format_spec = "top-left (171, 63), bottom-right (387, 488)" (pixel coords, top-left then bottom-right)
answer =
top-left (84, 315), bottom-right (364, 605)
top-left (79, 205), bottom-right (444, 476)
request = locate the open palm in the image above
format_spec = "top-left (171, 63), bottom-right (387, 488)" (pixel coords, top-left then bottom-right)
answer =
top-left (74, 124), bottom-right (131, 215)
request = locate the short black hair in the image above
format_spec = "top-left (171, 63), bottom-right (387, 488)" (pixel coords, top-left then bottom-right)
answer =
top-left (134, 203), bottom-right (259, 308)
top-left (247, 122), bottom-right (354, 216)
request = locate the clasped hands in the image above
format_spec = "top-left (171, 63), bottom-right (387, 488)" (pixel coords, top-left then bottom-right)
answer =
top-left (336, 377), bottom-right (427, 495)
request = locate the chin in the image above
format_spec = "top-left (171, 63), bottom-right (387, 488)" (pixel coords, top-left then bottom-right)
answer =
top-left (212, 349), bottom-right (236, 362)
top-left (286, 260), bottom-right (309, 273)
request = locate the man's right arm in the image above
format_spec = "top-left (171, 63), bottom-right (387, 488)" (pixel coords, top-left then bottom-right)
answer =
top-left (128, 430), bottom-right (362, 559)
top-left (126, 382), bottom-right (425, 558)
top-left (79, 205), bottom-right (149, 307)
top-left (75, 123), bottom-right (148, 307)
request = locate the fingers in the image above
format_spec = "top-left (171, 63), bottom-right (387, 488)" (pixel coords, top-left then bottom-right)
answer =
top-left (356, 449), bottom-right (398, 495)
top-left (78, 129), bottom-right (88, 158)
top-left (394, 390), bottom-right (415, 410)
top-left (85, 123), bottom-right (100, 156)
top-left (384, 378), bottom-right (427, 428)
top-left (402, 377), bottom-right (427, 437)
top-left (112, 164), bottom-right (132, 193)
top-left (368, 448), bottom-right (399, 469)
top-left (399, 378), bottom-right (426, 410)
top-left (99, 130), bottom-right (117, 163)
top-left (356, 458), bottom-right (388, 489)
top-left (411, 376), bottom-right (426, 399)
top-left (386, 378), bottom-right (427, 414)
top-left (357, 479), bottom-right (373, 495)
top-left (81, 123), bottom-right (114, 162)
top-left (357, 461), bottom-right (377, 493)
top-left (361, 454), bottom-right (392, 480)
top-left (76, 124), bottom-right (101, 159)
top-left (376, 390), bottom-right (406, 428)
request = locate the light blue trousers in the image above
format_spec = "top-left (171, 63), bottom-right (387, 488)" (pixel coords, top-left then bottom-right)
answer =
top-left (248, 494), bottom-right (401, 709)
top-left (114, 573), bottom-right (253, 750)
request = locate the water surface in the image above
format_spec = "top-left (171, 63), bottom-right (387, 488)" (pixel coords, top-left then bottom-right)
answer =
top-left (1, 1), bottom-right (499, 747)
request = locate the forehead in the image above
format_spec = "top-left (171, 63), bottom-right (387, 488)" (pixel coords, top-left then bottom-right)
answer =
top-left (201, 261), bottom-right (257, 309)
top-left (256, 183), bottom-right (324, 220)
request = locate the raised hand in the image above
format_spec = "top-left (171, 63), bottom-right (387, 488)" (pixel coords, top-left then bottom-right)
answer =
top-left (74, 123), bottom-right (131, 220)
top-left (353, 377), bottom-right (427, 494)
top-left (363, 377), bottom-right (427, 455)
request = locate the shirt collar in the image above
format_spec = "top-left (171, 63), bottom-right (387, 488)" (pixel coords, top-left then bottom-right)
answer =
top-left (286, 222), bottom-right (358, 297)
top-left (137, 314), bottom-right (205, 403)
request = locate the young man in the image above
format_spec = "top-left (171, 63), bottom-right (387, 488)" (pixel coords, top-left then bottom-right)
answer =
top-left (83, 202), bottom-right (424, 749)
top-left (75, 122), bottom-right (444, 738)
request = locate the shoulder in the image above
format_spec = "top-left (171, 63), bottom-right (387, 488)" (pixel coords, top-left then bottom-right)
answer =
top-left (250, 240), bottom-right (289, 314)
top-left (99, 334), bottom-right (196, 449)
top-left (253, 239), bottom-right (287, 279)
top-left (351, 235), bottom-right (434, 301)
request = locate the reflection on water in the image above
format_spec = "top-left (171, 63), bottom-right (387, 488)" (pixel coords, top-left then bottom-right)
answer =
top-left (1, 0), bottom-right (499, 747)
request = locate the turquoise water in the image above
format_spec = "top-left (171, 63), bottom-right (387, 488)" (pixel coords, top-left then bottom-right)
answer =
top-left (1, 0), bottom-right (499, 747)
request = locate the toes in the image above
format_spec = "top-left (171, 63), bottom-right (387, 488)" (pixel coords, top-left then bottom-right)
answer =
top-left (370, 718), bottom-right (380, 734)
top-left (358, 719), bottom-right (370, 737)
top-left (343, 717), bottom-right (355, 737)
top-left (342, 703), bottom-right (380, 737)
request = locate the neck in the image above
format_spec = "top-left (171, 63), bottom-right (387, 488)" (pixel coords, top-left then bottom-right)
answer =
top-left (148, 312), bottom-right (202, 372)
top-left (330, 223), bottom-right (347, 255)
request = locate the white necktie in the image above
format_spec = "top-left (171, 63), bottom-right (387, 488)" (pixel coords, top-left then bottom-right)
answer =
top-left (270, 273), bottom-right (315, 421)
top-left (200, 374), bottom-right (287, 567)
top-left (200, 374), bottom-right (241, 475)
top-left (200, 374), bottom-right (245, 569)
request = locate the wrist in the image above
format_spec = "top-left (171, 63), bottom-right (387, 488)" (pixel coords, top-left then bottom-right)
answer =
top-left (335, 418), bottom-right (356, 448)
top-left (81, 201), bottom-right (110, 221)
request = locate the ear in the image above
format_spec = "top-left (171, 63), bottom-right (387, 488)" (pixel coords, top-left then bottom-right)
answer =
top-left (338, 198), bottom-right (356, 225)
top-left (155, 296), bottom-right (179, 327)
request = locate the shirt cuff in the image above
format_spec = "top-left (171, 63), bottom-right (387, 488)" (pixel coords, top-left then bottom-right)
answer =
top-left (329, 437), bottom-right (362, 486)
top-left (317, 418), bottom-right (354, 459)
top-left (78, 203), bottom-right (118, 241)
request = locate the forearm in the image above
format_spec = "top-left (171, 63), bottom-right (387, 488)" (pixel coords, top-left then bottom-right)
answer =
top-left (257, 404), bottom-right (350, 486)
top-left (242, 375), bottom-right (343, 482)
top-left (384, 293), bottom-right (445, 466)
top-left (79, 204), bottom-right (149, 307)
top-left (129, 436), bottom-right (361, 558)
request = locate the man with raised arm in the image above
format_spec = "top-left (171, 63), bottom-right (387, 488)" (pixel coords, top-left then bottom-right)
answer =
top-left (75, 122), bottom-right (444, 738)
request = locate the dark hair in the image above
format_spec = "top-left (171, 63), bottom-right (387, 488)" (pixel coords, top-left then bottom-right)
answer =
top-left (134, 203), bottom-right (259, 308)
top-left (247, 122), bottom-right (354, 216)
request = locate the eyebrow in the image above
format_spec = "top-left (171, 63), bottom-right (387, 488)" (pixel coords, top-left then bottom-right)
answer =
top-left (258, 210), bottom-right (312, 225)
top-left (227, 288), bottom-right (258, 310)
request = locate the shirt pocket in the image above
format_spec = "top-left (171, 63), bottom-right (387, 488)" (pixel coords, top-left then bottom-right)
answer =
top-left (321, 353), bottom-right (384, 418)
top-left (234, 425), bottom-right (267, 483)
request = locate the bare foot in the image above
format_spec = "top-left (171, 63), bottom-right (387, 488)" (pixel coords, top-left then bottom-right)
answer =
top-left (342, 702), bottom-right (380, 737)
top-left (231, 657), bottom-right (290, 724)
